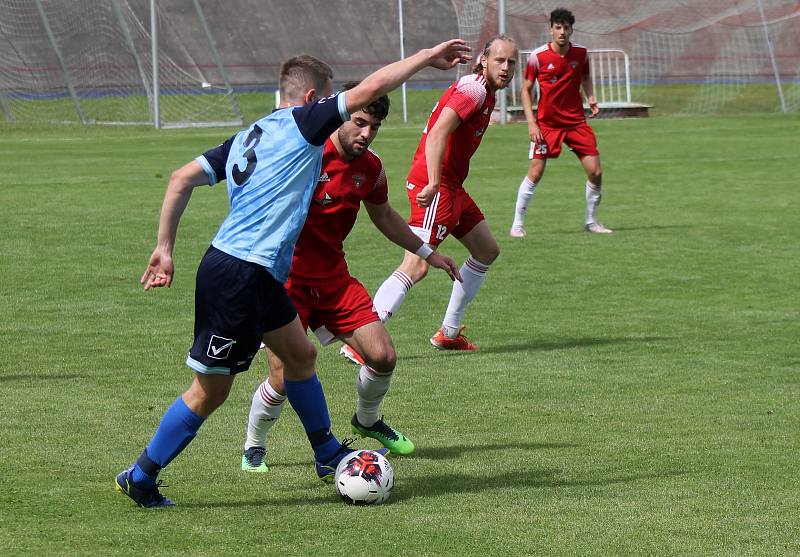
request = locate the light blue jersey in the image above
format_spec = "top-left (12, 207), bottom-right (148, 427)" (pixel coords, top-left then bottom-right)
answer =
top-left (196, 92), bottom-right (348, 282)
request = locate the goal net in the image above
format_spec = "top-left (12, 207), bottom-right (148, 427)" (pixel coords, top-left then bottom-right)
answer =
top-left (0, 0), bottom-right (242, 127)
top-left (451, 0), bottom-right (800, 115)
top-left (2, 1), bottom-right (797, 125)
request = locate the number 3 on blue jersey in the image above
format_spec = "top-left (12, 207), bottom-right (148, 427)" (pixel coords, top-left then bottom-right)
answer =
top-left (232, 125), bottom-right (263, 186)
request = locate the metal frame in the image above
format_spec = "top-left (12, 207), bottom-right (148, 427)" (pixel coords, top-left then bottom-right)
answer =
top-left (756, 0), bottom-right (787, 113)
top-left (192, 0), bottom-right (243, 123)
top-left (150, 0), bottom-right (160, 128)
top-left (34, 0), bottom-right (86, 123)
top-left (111, 0), bottom-right (153, 122)
top-left (0, 93), bottom-right (12, 122)
top-left (513, 48), bottom-right (633, 111)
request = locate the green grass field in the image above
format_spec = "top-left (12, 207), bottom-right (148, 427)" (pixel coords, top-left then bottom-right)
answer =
top-left (1, 109), bottom-right (798, 556)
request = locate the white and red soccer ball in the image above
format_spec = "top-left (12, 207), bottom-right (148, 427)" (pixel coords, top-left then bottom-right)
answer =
top-left (334, 449), bottom-right (394, 505)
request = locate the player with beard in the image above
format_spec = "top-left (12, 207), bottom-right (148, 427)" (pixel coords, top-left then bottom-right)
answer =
top-left (364, 35), bottom-right (517, 352)
top-left (114, 40), bottom-right (471, 508)
top-left (241, 83), bottom-right (461, 473)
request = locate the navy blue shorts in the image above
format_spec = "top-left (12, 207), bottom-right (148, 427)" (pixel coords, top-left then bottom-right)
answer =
top-left (186, 246), bottom-right (297, 375)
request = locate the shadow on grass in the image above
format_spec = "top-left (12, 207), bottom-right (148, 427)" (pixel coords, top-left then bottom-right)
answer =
top-left (178, 465), bottom-right (689, 509)
top-left (413, 441), bottom-right (579, 460)
top-left (601, 224), bottom-right (694, 232)
top-left (178, 441), bottom-right (601, 508)
top-left (389, 467), bottom-right (691, 503)
top-left (0, 373), bottom-right (87, 382)
top-left (539, 224), bottom-right (694, 235)
top-left (401, 336), bottom-right (667, 360)
top-left (480, 336), bottom-right (668, 355)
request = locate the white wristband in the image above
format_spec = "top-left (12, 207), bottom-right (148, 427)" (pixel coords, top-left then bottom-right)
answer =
top-left (415, 243), bottom-right (433, 259)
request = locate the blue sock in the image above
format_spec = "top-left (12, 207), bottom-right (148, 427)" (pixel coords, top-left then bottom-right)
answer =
top-left (131, 396), bottom-right (205, 488)
top-left (284, 374), bottom-right (340, 463)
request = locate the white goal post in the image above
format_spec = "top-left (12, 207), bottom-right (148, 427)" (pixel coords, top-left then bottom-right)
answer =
top-left (0, 0), bottom-right (243, 128)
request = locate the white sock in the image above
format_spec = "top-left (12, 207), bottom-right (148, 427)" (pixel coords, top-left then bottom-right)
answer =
top-left (442, 257), bottom-right (490, 338)
top-left (355, 365), bottom-right (393, 427)
top-left (373, 270), bottom-right (413, 322)
top-left (513, 176), bottom-right (537, 228)
top-left (244, 380), bottom-right (286, 450)
top-left (585, 181), bottom-right (601, 225)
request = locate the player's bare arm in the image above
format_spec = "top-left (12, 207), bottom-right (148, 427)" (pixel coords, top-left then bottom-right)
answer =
top-left (581, 72), bottom-right (599, 118)
top-left (141, 160), bottom-right (209, 291)
top-left (345, 39), bottom-right (471, 115)
top-left (364, 200), bottom-right (462, 282)
top-left (521, 77), bottom-right (543, 143)
top-left (418, 106), bottom-right (462, 207)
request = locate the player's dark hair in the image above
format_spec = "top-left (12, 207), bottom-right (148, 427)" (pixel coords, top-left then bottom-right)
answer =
top-left (279, 55), bottom-right (333, 104)
top-left (549, 8), bottom-right (575, 27)
top-left (472, 34), bottom-right (517, 74)
top-left (341, 80), bottom-right (390, 121)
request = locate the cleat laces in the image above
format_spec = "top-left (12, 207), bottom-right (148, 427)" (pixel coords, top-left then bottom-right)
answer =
top-left (338, 438), bottom-right (357, 453)
top-left (244, 447), bottom-right (266, 466)
top-left (368, 417), bottom-right (400, 441)
top-left (146, 480), bottom-right (169, 506)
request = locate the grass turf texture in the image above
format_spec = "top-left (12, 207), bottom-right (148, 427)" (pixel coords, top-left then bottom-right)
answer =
top-left (1, 110), bottom-right (798, 556)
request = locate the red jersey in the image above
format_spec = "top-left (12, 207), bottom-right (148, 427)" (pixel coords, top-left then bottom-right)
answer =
top-left (289, 139), bottom-right (388, 285)
top-left (525, 42), bottom-right (589, 128)
top-left (406, 74), bottom-right (494, 189)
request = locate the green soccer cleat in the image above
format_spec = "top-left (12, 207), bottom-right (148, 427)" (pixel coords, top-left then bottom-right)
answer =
top-left (241, 446), bottom-right (268, 473)
top-left (351, 414), bottom-right (415, 455)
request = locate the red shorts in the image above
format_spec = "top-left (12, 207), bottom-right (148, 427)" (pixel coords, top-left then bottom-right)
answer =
top-left (406, 182), bottom-right (485, 247)
top-left (285, 276), bottom-right (379, 346)
top-left (529, 122), bottom-right (599, 160)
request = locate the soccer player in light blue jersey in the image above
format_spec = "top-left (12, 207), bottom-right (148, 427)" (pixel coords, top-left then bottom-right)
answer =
top-left (115, 40), bottom-right (471, 508)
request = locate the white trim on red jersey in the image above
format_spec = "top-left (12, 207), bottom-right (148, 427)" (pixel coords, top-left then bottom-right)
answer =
top-left (454, 73), bottom-right (488, 106)
top-left (366, 147), bottom-right (386, 193)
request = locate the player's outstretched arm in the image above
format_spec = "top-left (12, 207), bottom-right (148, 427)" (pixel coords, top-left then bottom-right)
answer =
top-left (418, 106), bottom-right (461, 208)
top-left (345, 39), bottom-right (471, 115)
top-left (141, 160), bottom-right (209, 291)
top-left (364, 201), bottom-right (462, 282)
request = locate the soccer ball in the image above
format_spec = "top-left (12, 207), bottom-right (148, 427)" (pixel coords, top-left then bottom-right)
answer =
top-left (334, 449), bottom-right (394, 505)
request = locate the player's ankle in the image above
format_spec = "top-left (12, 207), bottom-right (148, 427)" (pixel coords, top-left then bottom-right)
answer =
top-left (442, 325), bottom-right (460, 339)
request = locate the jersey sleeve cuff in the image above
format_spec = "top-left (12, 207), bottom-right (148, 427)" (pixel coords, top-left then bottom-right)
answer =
top-left (337, 91), bottom-right (349, 122)
top-left (194, 155), bottom-right (218, 185)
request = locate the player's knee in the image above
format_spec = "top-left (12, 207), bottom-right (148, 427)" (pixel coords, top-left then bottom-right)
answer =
top-left (488, 244), bottom-right (500, 264)
top-left (528, 168), bottom-right (544, 183)
top-left (365, 345), bottom-right (396, 374)
top-left (475, 244), bottom-right (500, 266)
top-left (588, 168), bottom-right (602, 186)
top-left (528, 160), bottom-right (545, 183)
top-left (298, 341), bottom-right (317, 368)
top-left (282, 341), bottom-right (317, 378)
top-left (184, 379), bottom-right (231, 417)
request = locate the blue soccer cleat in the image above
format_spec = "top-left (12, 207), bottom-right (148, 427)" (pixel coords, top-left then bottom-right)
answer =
top-left (115, 467), bottom-right (175, 508)
top-left (315, 439), bottom-right (388, 484)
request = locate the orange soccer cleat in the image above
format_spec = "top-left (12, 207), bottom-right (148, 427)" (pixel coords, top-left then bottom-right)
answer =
top-left (430, 326), bottom-right (478, 351)
top-left (340, 344), bottom-right (366, 366)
